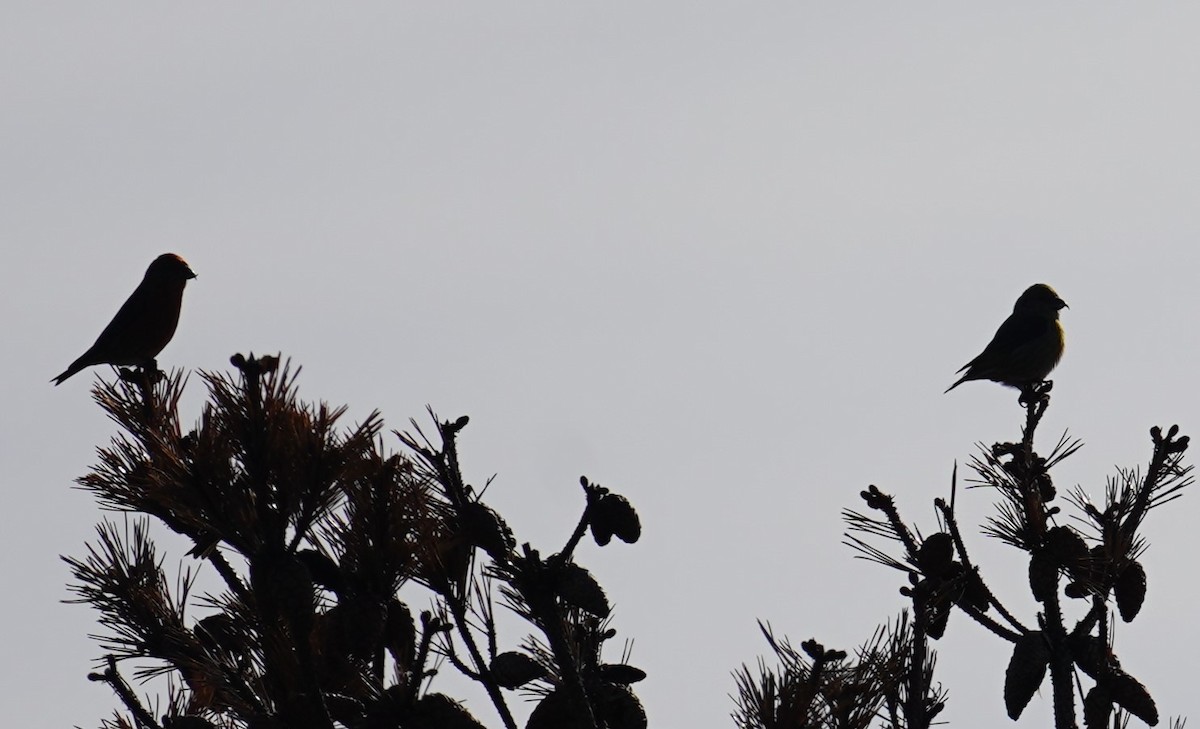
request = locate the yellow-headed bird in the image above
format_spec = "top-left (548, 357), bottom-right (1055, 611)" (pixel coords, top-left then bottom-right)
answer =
top-left (945, 283), bottom-right (1067, 393)
top-left (52, 253), bottom-right (197, 386)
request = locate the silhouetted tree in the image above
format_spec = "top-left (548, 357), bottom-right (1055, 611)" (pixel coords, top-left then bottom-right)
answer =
top-left (734, 385), bottom-right (1190, 729)
top-left (65, 355), bottom-right (645, 729)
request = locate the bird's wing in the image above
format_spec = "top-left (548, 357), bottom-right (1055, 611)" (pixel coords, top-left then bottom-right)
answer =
top-left (90, 283), bottom-right (152, 351)
top-left (959, 312), bottom-right (1050, 371)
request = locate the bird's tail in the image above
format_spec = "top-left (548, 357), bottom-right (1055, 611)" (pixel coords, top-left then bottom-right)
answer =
top-left (52, 357), bottom-right (89, 386)
top-left (944, 376), bottom-right (969, 394)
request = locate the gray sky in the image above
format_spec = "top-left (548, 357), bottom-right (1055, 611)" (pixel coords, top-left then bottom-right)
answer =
top-left (5, 4), bottom-right (1200, 727)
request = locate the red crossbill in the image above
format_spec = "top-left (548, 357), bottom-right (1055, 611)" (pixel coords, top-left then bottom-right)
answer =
top-left (52, 253), bottom-right (197, 386)
top-left (945, 283), bottom-right (1067, 393)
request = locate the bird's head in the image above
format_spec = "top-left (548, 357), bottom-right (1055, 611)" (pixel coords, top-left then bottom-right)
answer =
top-left (146, 253), bottom-right (197, 282)
top-left (1014, 283), bottom-right (1067, 316)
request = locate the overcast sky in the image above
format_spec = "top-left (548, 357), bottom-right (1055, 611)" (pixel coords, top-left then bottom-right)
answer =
top-left (5, 4), bottom-right (1200, 727)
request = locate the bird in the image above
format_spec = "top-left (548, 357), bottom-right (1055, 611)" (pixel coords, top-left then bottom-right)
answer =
top-left (945, 283), bottom-right (1067, 394)
top-left (52, 253), bottom-right (197, 386)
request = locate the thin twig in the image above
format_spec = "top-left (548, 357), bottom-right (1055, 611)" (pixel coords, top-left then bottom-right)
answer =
top-left (87, 656), bottom-right (160, 729)
top-left (936, 499), bottom-right (1027, 634)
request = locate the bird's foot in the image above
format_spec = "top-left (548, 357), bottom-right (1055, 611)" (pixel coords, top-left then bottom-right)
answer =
top-left (118, 361), bottom-right (164, 386)
top-left (1017, 380), bottom-right (1053, 407)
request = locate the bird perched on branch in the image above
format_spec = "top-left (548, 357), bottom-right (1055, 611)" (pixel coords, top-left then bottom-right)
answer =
top-left (945, 283), bottom-right (1067, 394)
top-left (52, 253), bottom-right (197, 386)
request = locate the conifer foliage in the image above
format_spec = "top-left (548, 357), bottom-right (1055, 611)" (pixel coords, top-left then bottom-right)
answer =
top-left (735, 386), bottom-right (1191, 728)
top-left (65, 355), bottom-right (645, 729)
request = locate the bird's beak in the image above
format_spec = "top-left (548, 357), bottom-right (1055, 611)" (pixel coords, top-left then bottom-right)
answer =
top-left (1060, 300), bottom-right (1069, 310)
top-left (186, 269), bottom-right (197, 280)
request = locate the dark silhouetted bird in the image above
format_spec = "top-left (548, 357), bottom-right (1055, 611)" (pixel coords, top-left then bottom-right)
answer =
top-left (945, 283), bottom-right (1067, 393)
top-left (52, 253), bottom-right (196, 385)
